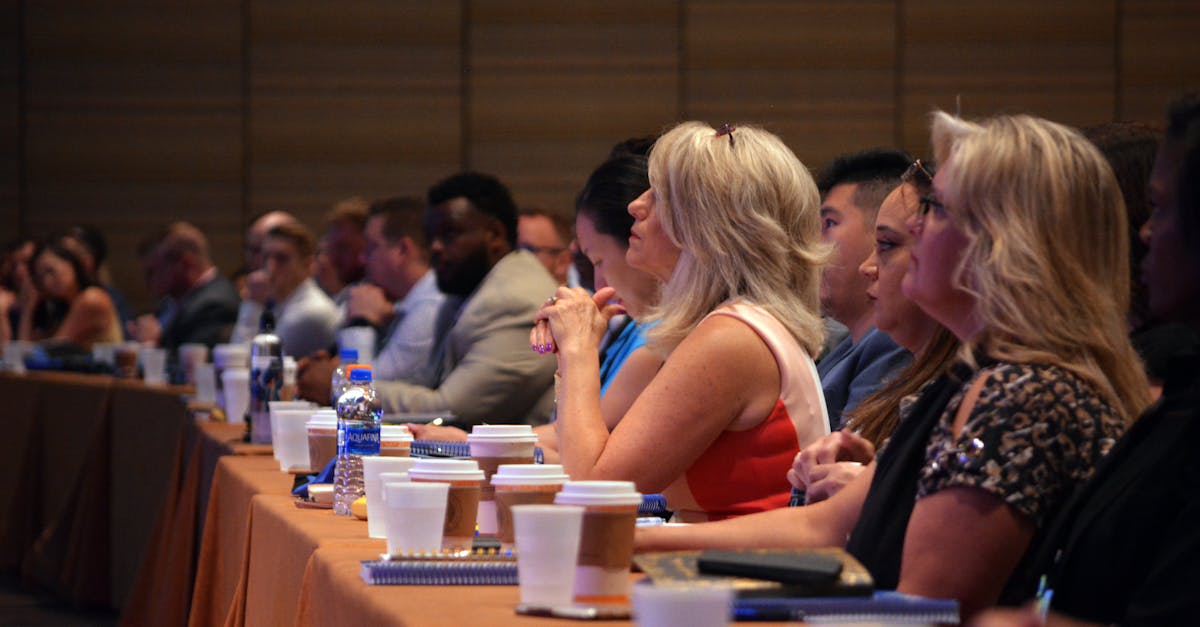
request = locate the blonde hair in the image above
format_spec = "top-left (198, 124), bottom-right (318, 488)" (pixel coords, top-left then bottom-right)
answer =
top-left (930, 111), bottom-right (1150, 422)
top-left (643, 121), bottom-right (828, 357)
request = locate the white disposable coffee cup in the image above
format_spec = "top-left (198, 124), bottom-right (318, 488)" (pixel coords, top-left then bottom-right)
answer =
top-left (381, 481), bottom-right (449, 556)
top-left (91, 342), bottom-right (118, 367)
top-left (273, 408), bottom-right (316, 472)
top-left (631, 582), bottom-right (734, 627)
top-left (269, 401), bottom-right (318, 460)
top-left (491, 464), bottom-right (570, 549)
top-left (220, 367), bottom-right (251, 425)
top-left (363, 458), bottom-right (419, 538)
top-left (141, 347), bottom-right (168, 385)
top-left (408, 459), bottom-right (486, 551)
top-left (467, 425), bottom-right (538, 535)
top-left (554, 481), bottom-right (642, 604)
top-left (194, 363), bottom-right (218, 404)
top-left (177, 343), bottom-right (209, 385)
top-left (212, 343), bottom-right (250, 411)
top-left (338, 327), bottom-right (376, 365)
top-left (513, 504), bottom-right (585, 607)
top-left (380, 424), bottom-right (414, 457)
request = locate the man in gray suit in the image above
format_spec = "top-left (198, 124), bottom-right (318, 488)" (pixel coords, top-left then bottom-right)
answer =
top-left (372, 173), bottom-right (558, 427)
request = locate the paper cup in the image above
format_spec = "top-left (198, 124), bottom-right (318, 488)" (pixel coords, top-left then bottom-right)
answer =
top-left (274, 408), bottom-right (316, 472)
top-left (513, 504), bottom-right (585, 606)
top-left (177, 343), bottom-right (209, 385)
top-left (554, 481), bottom-right (642, 604)
top-left (220, 367), bottom-right (250, 425)
top-left (408, 459), bottom-right (485, 551)
top-left (269, 401), bottom-right (317, 460)
top-left (381, 481), bottom-right (449, 556)
top-left (380, 424), bottom-right (414, 458)
top-left (363, 458), bottom-right (419, 538)
top-left (194, 363), bottom-right (218, 404)
top-left (306, 409), bottom-right (339, 474)
top-left (631, 582), bottom-right (734, 627)
top-left (491, 464), bottom-right (570, 549)
top-left (468, 425), bottom-right (538, 535)
top-left (337, 327), bottom-right (376, 365)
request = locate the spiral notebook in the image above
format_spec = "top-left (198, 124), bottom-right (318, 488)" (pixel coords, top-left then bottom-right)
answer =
top-left (360, 551), bottom-right (518, 586)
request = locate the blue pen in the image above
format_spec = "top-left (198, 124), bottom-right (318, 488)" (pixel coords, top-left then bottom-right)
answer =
top-left (1035, 575), bottom-right (1054, 625)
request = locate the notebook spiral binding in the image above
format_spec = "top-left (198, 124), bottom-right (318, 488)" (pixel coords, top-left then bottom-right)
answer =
top-left (410, 440), bottom-right (545, 464)
top-left (360, 559), bottom-right (518, 585)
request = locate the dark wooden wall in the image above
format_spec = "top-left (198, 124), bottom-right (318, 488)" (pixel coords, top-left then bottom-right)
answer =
top-left (3, 0), bottom-right (1198, 312)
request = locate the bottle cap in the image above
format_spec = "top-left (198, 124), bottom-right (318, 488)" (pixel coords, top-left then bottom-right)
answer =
top-left (347, 365), bottom-right (373, 383)
top-left (339, 348), bottom-right (359, 361)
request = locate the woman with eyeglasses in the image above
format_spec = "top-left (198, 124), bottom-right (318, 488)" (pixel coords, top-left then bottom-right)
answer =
top-left (788, 165), bottom-right (961, 506)
top-left (531, 121), bottom-right (830, 521)
top-left (638, 113), bottom-right (1147, 620)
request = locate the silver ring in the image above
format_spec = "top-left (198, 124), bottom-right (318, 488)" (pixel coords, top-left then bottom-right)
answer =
top-left (546, 296), bottom-right (557, 306)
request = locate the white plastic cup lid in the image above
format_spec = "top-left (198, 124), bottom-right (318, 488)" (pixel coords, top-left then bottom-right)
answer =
top-left (466, 424), bottom-right (538, 443)
top-left (306, 409), bottom-right (338, 428)
top-left (409, 458), bottom-right (485, 481)
top-left (554, 481), bottom-right (642, 506)
top-left (491, 464), bottom-right (570, 486)
top-left (381, 425), bottom-right (415, 442)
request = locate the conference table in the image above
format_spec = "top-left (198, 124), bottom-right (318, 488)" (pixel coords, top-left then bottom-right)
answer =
top-left (0, 370), bottom-right (789, 626)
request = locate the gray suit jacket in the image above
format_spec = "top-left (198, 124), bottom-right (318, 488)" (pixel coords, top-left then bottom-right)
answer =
top-left (375, 251), bottom-right (558, 427)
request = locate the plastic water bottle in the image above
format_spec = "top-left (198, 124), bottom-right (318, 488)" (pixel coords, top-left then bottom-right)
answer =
top-left (329, 348), bottom-right (359, 407)
top-left (248, 303), bottom-right (282, 444)
top-left (333, 365), bottom-right (381, 516)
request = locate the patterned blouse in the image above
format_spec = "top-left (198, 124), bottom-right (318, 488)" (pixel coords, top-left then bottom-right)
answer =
top-left (916, 362), bottom-right (1127, 525)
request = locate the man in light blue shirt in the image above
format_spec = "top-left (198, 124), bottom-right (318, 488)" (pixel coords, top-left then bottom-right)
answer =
top-left (297, 197), bottom-right (446, 400)
top-left (815, 149), bottom-right (914, 430)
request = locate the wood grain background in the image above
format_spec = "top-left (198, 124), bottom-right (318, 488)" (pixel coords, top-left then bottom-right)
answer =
top-left (2, 0), bottom-right (1197, 311)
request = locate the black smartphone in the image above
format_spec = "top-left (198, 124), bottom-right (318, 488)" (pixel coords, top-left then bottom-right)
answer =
top-left (696, 550), bottom-right (843, 586)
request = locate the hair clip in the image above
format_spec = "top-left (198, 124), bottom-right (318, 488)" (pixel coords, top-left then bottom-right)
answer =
top-left (716, 123), bottom-right (736, 148)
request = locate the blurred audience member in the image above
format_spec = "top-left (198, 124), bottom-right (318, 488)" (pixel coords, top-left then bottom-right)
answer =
top-left (815, 149), bottom-right (915, 427)
top-left (61, 225), bottom-right (135, 337)
top-left (315, 197), bottom-right (368, 304)
top-left (131, 222), bottom-right (239, 350)
top-left (297, 197), bottom-right (446, 400)
top-left (518, 207), bottom-right (574, 285)
top-left (372, 172), bottom-right (558, 426)
top-left (0, 238), bottom-right (35, 345)
top-left (15, 240), bottom-right (122, 350)
top-left (232, 222), bottom-right (339, 357)
top-left (239, 210), bottom-right (298, 301)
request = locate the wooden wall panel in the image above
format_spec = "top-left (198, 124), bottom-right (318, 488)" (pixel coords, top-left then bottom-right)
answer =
top-left (468, 0), bottom-right (679, 217)
top-left (686, 1), bottom-right (898, 173)
top-left (1118, 0), bottom-right (1200, 125)
top-left (0, 0), bottom-right (17, 239)
top-left (248, 0), bottom-right (462, 228)
top-left (899, 0), bottom-right (1116, 156)
top-left (22, 1), bottom-right (243, 314)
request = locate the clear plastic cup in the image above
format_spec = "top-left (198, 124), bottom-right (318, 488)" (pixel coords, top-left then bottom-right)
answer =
top-left (177, 343), bottom-right (209, 385)
top-left (220, 367), bottom-right (250, 425)
top-left (382, 481), bottom-right (449, 556)
top-left (363, 458), bottom-right (419, 538)
top-left (408, 459), bottom-right (485, 551)
top-left (491, 464), bottom-right (570, 549)
top-left (554, 481), bottom-right (642, 604)
top-left (306, 409), bottom-right (338, 474)
top-left (513, 504), bottom-right (585, 606)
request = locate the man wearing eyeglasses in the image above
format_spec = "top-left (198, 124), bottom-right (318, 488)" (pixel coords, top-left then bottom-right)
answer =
top-left (517, 207), bottom-right (574, 285)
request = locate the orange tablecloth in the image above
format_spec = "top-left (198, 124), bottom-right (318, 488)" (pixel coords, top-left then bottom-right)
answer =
top-left (0, 371), bottom-right (194, 609)
top-left (120, 421), bottom-right (273, 627)
top-left (188, 453), bottom-right (293, 627)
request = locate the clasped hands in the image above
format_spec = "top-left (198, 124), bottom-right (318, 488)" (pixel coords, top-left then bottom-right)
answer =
top-left (788, 430), bottom-right (876, 504)
top-left (530, 286), bottom-right (625, 357)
